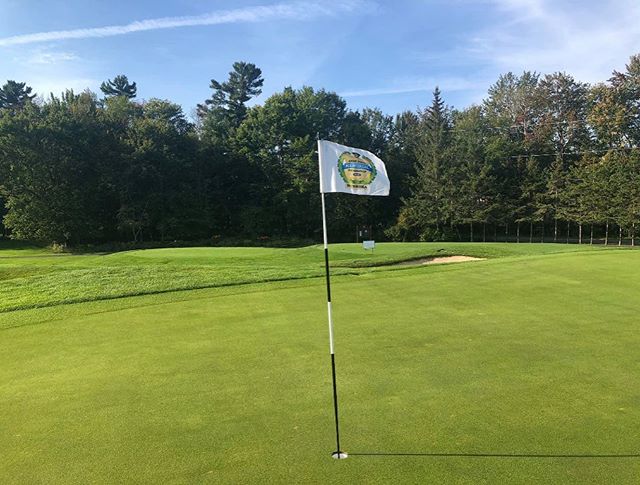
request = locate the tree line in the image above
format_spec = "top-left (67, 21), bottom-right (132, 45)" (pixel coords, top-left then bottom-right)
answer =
top-left (0, 54), bottom-right (639, 247)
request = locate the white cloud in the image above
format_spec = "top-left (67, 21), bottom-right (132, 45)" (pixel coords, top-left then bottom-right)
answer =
top-left (491, 0), bottom-right (545, 20)
top-left (30, 78), bottom-right (99, 97)
top-left (25, 50), bottom-right (78, 65)
top-left (340, 77), bottom-right (487, 97)
top-left (0, 1), bottom-right (370, 47)
top-left (470, 0), bottom-right (640, 83)
top-left (2, 46), bottom-right (89, 97)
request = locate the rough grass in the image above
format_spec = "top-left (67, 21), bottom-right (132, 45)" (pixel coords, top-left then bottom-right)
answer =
top-left (1, 244), bottom-right (639, 483)
top-left (0, 242), bottom-right (609, 313)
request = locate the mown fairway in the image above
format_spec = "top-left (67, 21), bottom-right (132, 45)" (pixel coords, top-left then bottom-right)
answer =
top-left (1, 243), bottom-right (639, 483)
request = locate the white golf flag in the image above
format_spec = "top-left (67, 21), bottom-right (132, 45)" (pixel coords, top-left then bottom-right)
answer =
top-left (318, 140), bottom-right (390, 196)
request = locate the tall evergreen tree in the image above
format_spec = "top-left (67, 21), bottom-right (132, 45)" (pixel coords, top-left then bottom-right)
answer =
top-left (515, 156), bottom-right (545, 242)
top-left (198, 62), bottom-right (264, 129)
top-left (100, 75), bottom-right (137, 99)
top-left (540, 157), bottom-right (568, 242)
top-left (395, 87), bottom-right (454, 240)
top-left (0, 80), bottom-right (36, 110)
top-left (451, 106), bottom-right (497, 241)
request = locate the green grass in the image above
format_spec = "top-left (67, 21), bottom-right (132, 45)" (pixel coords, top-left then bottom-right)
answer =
top-left (0, 242), bottom-right (608, 313)
top-left (0, 240), bottom-right (52, 258)
top-left (1, 243), bottom-right (639, 483)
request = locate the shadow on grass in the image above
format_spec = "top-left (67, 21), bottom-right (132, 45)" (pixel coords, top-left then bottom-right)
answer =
top-left (349, 452), bottom-right (640, 458)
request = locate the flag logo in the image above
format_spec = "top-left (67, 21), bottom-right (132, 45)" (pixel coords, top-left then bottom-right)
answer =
top-left (337, 152), bottom-right (378, 189)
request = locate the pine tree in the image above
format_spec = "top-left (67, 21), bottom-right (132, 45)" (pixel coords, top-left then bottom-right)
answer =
top-left (515, 156), bottom-right (545, 242)
top-left (540, 157), bottom-right (568, 242)
top-left (396, 87), bottom-right (454, 240)
top-left (100, 75), bottom-right (137, 98)
top-left (451, 106), bottom-right (496, 242)
top-left (0, 80), bottom-right (36, 110)
top-left (198, 62), bottom-right (263, 128)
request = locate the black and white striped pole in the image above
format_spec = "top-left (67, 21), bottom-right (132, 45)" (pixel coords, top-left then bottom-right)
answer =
top-left (320, 191), bottom-right (347, 460)
top-left (317, 137), bottom-right (389, 459)
top-left (318, 136), bottom-right (347, 460)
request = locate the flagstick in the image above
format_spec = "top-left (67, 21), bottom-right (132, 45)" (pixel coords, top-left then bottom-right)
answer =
top-left (317, 138), bottom-right (388, 459)
top-left (321, 191), bottom-right (347, 460)
top-left (321, 193), bottom-right (345, 460)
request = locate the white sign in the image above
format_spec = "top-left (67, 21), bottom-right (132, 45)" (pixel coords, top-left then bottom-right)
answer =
top-left (363, 240), bottom-right (375, 250)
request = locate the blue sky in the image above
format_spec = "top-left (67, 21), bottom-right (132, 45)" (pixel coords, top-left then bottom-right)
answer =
top-left (1, 0), bottom-right (639, 117)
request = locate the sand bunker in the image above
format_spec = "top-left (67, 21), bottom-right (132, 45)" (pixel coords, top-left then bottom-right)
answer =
top-left (394, 255), bottom-right (484, 266)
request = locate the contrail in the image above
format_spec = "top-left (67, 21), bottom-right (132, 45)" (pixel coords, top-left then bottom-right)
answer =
top-left (0, 1), bottom-right (367, 47)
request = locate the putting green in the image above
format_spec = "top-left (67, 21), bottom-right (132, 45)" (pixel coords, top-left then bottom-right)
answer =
top-left (1, 244), bottom-right (639, 483)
